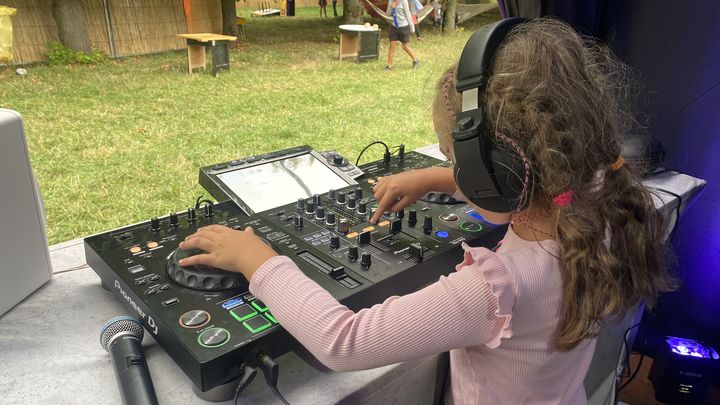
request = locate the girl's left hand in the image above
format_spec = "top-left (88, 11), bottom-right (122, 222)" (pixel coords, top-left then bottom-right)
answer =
top-left (178, 225), bottom-right (278, 281)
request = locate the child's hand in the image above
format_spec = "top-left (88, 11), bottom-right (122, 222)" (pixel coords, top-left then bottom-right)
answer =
top-left (371, 167), bottom-right (457, 223)
top-left (178, 225), bottom-right (278, 281)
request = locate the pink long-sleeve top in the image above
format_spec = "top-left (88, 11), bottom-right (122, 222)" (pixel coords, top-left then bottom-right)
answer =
top-left (249, 225), bottom-right (596, 404)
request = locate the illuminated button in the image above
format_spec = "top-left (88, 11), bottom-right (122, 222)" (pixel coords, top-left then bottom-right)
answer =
top-left (367, 179), bottom-right (376, 185)
top-left (460, 222), bottom-right (483, 232)
top-left (130, 246), bottom-right (142, 254)
top-left (378, 220), bottom-right (390, 227)
top-left (251, 300), bottom-right (268, 312)
top-left (230, 304), bottom-right (257, 322)
top-left (180, 310), bottom-right (210, 328)
top-left (198, 327), bottom-right (230, 347)
top-left (439, 213), bottom-right (459, 222)
top-left (265, 312), bottom-right (278, 324)
top-left (147, 241), bottom-right (159, 249)
top-left (435, 230), bottom-right (449, 238)
top-left (362, 226), bottom-right (375, 232)
top-left (243, 315), bottom-right (273, 334)
top-left (469, 211), bottom-right (485, 221)
top-left (346, 232), bottom-right (358, 239)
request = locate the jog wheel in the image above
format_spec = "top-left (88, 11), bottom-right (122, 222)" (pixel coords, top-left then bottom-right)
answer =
top-left (167, 248), bottom-right (248, 291)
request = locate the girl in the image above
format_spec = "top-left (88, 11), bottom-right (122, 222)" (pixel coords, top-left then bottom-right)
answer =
top-left (179, 18), bottom-right (675, 404)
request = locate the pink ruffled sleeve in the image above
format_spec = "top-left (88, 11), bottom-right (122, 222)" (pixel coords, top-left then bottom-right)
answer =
top-left (249, 246), bottom-right (517, 371)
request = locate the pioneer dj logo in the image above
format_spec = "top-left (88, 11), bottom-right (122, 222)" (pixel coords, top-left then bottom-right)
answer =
top-left (114, 279), bottom-right (159, 335)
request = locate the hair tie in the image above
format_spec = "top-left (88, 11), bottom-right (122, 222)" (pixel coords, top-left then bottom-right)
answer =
top-left (553, 190), bottom-right (574, 207)
top-left (608, 156), bottom-right (625, 171)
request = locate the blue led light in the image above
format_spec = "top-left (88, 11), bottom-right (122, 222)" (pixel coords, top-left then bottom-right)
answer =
top-left (469, 211), bottom-right (484, 221)
top-left (435, 230), bottom-right (449, 238)
top-left (222, 297), bottom-right (244, 310)
top-left (666, 336), bottom-right (719, 360)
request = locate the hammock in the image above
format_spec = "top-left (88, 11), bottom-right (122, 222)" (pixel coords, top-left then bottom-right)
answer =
top-left (364, 0), bottom-right (434, 25)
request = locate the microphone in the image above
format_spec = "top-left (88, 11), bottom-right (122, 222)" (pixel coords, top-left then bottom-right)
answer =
top-left (99, 316), bottom-right (159, 405)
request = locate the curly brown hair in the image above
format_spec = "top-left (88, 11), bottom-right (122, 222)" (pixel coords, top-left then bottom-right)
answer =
top-left (433, 18), bottom-right (677, 351)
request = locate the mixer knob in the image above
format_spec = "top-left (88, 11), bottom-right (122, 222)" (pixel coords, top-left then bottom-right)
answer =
top-left (203, 204), bottom-right (214, 218)
top-left (329, 236), bottom-right (340, 250)
top-left (187, 208), bottom-right (197, 223)
top-left (294, 215), bottom-right (304, 229)
top-left (337, 191), bottom-right (346, 204)
top-left (348, 245), bottom-right (359, 262)
top-left (358, 200), bottom-right (367, 214)
top-left (296, 198), bottom-right (305, 212)
top-left (390, 218), bottom-right (402, 234)
top-left (313, 194), bottom-right (322, 206)
top-left (358, 230), bottom-right (371, 246)
top-left (150, 217), bottom-right (160, 232)
top-left (423, 215), bottom-right (433, 235)
top-left (333, 155), bottom-right (345, 165)
top-left (396, 209), bottom-right (405, 219)
top-left (169, 212), bottom-right (179, 227)
top-left (326, 211), bottom-right (336, 225)
top-left (360, 252), bottom-right (372, 269)
top-left (337, 218), bottom-right (350, 234)
top-left (328, 189), bottom-right (336, 200)
top-left (408, 209), bottom-right (417, 226)
top-left (305, 201), bottom-right (315, 214)
top-left (347, 196), bottom-right (356, 209)
top-left (315, 206), bottom-right (326, 220)
top-left (354, 187), bottom-right (363, 200)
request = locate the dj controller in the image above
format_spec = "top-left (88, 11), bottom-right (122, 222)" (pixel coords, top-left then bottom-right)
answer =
top-left (84, 148), bottom-right (505, 398)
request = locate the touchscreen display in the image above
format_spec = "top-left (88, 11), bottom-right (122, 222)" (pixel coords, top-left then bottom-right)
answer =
top-left (216, 153), bottom-right (351, 213)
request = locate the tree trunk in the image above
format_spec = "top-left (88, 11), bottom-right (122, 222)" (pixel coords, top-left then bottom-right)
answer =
top-left (344, 0), bottom-right (364, 24)
top-left (443, 0), bottom-right (456, 32)
top-left (220, 0), bottom-right (240, 38)
top-left (52, 0), bottom-right (91, 53)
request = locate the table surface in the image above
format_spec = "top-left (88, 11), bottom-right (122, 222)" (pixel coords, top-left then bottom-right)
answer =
top-left (0, 144), bottom-right (707, 404)
top-left (177, 33), bottom-right (237, 42)
top-left (339, 24), bottom-right (381, 32)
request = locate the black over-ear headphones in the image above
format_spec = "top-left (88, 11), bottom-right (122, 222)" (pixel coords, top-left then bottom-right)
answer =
top-left (452, 17), bottom-right (530, 213)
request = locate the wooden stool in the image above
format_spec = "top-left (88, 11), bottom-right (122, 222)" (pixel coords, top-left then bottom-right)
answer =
top-left (177, 33), bottom-right (237, 77)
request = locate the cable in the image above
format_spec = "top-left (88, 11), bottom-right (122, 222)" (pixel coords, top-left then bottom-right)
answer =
top-left (234, 364), bottom-right (258, 405)
top-left (355, 141), bottom-right (390, 166)
top-left (257, 352), bottom-right (291, 405)
top-left (618, 353), bottom-right (645, 392)
top-left (195, 196), bottom-right (214, 210)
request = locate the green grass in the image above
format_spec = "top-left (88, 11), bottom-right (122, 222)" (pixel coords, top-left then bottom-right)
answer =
top-left (0, 8), bottom-right (501, 244)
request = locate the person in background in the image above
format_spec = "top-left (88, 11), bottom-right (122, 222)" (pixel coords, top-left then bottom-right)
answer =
top-left (332, 0), bottom-right (338, 17)
top-left (432, 0), bottom-right (442, 28)
top-left (410, 0), bottom-right (423, 40)
top-left (178, 18), bottom-right (676, 404)
top-left (319, 0), bottom-right (328, 18)
top-left (384, 0), bottom-right (419, 70)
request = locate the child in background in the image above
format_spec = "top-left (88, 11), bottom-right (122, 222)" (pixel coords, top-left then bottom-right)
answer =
top-left (319, 0), bottom-right (328, 18)
top-left (432, 0), bottom-right (442, 27)
top-left (179, 18), bottom-right (676, 404)
top-left (410, 0), bottom-right (423, 40)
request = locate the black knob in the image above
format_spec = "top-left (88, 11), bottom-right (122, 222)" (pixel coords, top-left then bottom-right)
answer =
top-left (360, 252), bottom-right (372, 269)
top-left (390, 218), bottom-right (402, 234)
top-left (333, 155), bottom-right (345, 165)
top-left (337, 191), bottom-right (346, 204)
top-left (348, 245), bottom-right (359, 262)
top-left (358, 200), bottom-right (367, 214)
top-left (328, 189), bottom-right (336, 200)
top-left (296, 198), bottom-right (305, 212)
top-left (354, 187), bottom-right (363, 200)
top-left (187, 208), bottom-right (197, 223)
top-left (337, 218), bottom-right (350, 234)
top-left (305, 201), bottom-right (315, 214)
top-left (329, 235), bottom-right (340, 250)
top-left (396, 209), bottom-right (405, 219)
top-left (294, 215), bottom-right (304, 229)
top-left (169, 212), bottom-right (179, 227)
top-left (313, 194), bottom-right (321, 206)
top-left (203, 204), bottom-right (214, 218)
top-left (326, 212), bottom-right (336, 225)
top-left (150, 217), bottom-right (160, 232)
top-left (408, 209), bottom-right (417, 226)
top-left (347, 196), bottom-right (356, 209)
top-left (423, 215), bottom-right (433, 234)
top-left (316, 206), bottom-right (325, 219)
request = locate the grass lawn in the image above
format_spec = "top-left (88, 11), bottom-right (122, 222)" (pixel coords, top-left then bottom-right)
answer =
top-left (0, 7), bottom-right (501, 245)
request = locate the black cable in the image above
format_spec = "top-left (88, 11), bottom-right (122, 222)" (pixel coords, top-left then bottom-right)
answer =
top-left (257, 352), bottom-right (291, 405)
top-left (618, 353), bottom-right (645, 392)
top-left (621, 322), bottom-right (643, 379)
top-left (194, 196), bottom-right (214, 210)
top-left (355, 141), bottom-right (390, 166)
top-left (234, 364), bottom-right (258, 405)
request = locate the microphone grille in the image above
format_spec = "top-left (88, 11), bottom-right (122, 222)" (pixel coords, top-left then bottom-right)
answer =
top-left (100, 316), bottom-right (144, 352)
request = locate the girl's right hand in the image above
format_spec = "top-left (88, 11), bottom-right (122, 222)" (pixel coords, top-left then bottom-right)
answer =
top-left (370, 167), bottom-right (455, 223)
